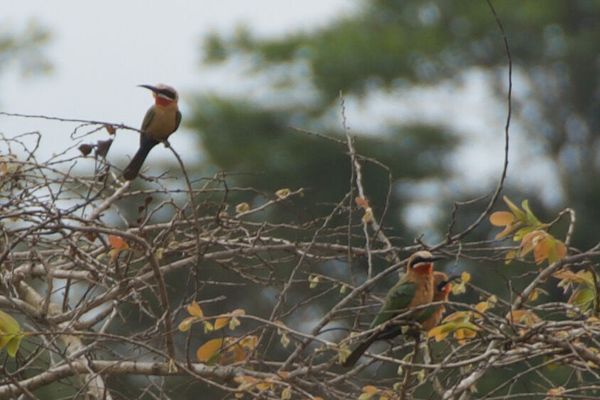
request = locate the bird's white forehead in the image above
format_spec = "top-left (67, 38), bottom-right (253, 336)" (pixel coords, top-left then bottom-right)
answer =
top-left (155, 83), bottom-right (176, 92)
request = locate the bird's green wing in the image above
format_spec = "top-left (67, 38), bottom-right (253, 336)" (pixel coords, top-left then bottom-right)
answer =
top-left (370, 280), bottom-right (416, 328)
top-left (140, 108), bottom-right (155, 133)
top-left (415, 304), bottom-right (437, 323)
top-left (175, 110), bottom-right (182, 131)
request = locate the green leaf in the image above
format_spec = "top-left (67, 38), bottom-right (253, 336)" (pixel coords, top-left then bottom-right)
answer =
top-left (521, 200), bottom-right (542, 226)
top-left (503, 196), bottom-right (526, 222)
top-left (0, 310), bottom-right (23, 357)
top-left (6, 335), bottom-right (22, 358)
top-left (568, 287), bottom-right (595, 316)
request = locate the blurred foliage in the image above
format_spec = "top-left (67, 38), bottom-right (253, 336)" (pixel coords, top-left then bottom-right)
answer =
top-left (198, 0), bottom-right (600, 247)
top-left (0, 20), bottom-right (52, 78)
top-left (185, 1), bottom-right (600, 397)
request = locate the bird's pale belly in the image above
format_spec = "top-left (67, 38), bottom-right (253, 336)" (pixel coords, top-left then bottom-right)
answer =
top-left (146, 107), bottom-right (178, 141)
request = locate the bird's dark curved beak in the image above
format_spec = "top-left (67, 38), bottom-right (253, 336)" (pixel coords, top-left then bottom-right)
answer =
top-left (428, 255), bottom-right (445, 262)
top-left (138, 84), bottom-right (159, 93)
top-left (438, 275), bottom-right (462, 290)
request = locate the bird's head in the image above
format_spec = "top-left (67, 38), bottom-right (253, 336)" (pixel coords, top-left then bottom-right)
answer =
top-left (407, 250), bottom-right (443, 276)
top-left (138, 84), bottom-right (178, 107)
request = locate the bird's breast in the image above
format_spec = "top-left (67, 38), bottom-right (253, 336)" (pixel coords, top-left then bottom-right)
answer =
top-left (145, 106), bottom-right (179, 141)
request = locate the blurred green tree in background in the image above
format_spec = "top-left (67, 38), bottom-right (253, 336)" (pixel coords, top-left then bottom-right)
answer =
top-left (192, 0), bottom-right (600, 246)
top-left (177, 1), bottom-right (600, 396)
top-left (0, 20), bottom-right (51, 81)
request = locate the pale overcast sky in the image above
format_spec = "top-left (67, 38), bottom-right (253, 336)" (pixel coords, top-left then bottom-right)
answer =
top-left (1, 0), bottom-right (355, 163)
top-left (1, 1), bottom-right (561, 222)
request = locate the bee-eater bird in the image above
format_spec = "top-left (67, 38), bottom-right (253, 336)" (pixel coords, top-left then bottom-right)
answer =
top-left (421, 272), bottom-right (453, 332)
top-left (342, 251), bottom-right (442, 368)
top-left (123, 84), bottom-right (182, 180)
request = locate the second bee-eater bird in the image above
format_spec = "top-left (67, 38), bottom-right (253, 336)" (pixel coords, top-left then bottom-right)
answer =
top-left (342, 251), bottom-right (442, 368)
top-left (123, 84), bottom-right (182, 180)
top-left (421, 272), bottom-right (453, 332)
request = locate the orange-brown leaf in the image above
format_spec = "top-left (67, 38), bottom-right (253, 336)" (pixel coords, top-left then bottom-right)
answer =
top-left (108, 235), bottom-right (129, 251)
top-left (196, 338), bottom-right (224, 363)
top-left (355, 197), bottom-right (370, 209)
top-left (178, 317), bottom-right (195, 332)
top-left (533, 235), bottom-right (551, 264)
top-left (214, 316), bottom-right (230, 331)
top-left (489, 211), bottom-right (515, 227)
top-left (187, 301), bottom-right (204, 317)
top-left (506, 309), bottom-right (541, 327)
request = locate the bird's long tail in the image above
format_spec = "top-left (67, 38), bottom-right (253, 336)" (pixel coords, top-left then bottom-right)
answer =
top-left (342, 334), bottom-right (379, 368)
top-left (123, 137), bottom-right (159, 180)
top-left (343, 325), bottom-right (405, 368)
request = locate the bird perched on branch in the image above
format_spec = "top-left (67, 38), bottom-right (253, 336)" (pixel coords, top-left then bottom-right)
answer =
top-left (421, 271), bottom-right (454, 332)
top-left (123, 84), bottom-right (181, 180)
top-left (342, 251), bottom-right (442, 368)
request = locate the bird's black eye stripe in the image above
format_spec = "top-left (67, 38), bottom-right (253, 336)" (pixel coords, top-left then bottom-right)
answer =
top-left (410, 256), bottom-right (428, 267)
top-left (437, 280), bottom-right (450, 291)
top-left (157, 89), bottom-right (177, 100)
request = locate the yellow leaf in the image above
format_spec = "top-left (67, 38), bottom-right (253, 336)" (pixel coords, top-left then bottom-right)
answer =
top-left (451, 272), bottom-right (470, 295)
top-left (454, 326), bottom-right (478, 344)
top-left (239, 335), bottom-right (258, 351)
top-left (280, 332), bottom-right (290, 348)
top-left (308, 275), bottom-right (320, 289)
top-left (546, 387), bottom-right (566, 397)
top-left (506, 309), bottom-right (541, 327)
top-left (489, 211), bottom-right (515, 227)
top-left (275, 188), bottom-right (291, 199)
top-left (461, 271), bottom-right (471, 283)
top-left (338, 343), bottom-right (351, 364)
top-left (362, 207), bottom-right (374, 224)
top-left (214, 316), bottom-right (230, 331)
top-left (528, 287), bottom-right (547, 302)
top-left (187, 301), bottom-right (204, 317)
top-left (196, 338), bottom-right (224, 363)
top-left (235, 375), bottom-right (258, 391)
top-left (442, 311), bottom-right (472, 324)
top-left (203, 321), bottom-right (214, 333)
top-left (586, 316), bottom-right (600, 326)
top-left (0, 310), bottom-right (23, 358)
top-left (231, 309), bottom-right (246, 317)
top-left (553, 269), bottom-right (594, 288)
top-left (415, 369), bottom-right (426, 384)
top-left (229, 317), bottom-right (241, 330)
top-left (235, 202), bottom-right (250, 213)
top-left (359, 385), bottom-right (379, 400)
top-left (178, 317), bottom-right (195, 332)
top-left (281, 386), bottom-right (292, 400)
top-left (427, 324), bottom-right (452, 342)
top-left (504, 249), bottom-right (517, 264)
top-left (256, 380), bottom-right (273, 392)
top-left (475, 301), bottom-right (491, 315)
top-left (0, 310), bottom-right (21, 337)
top-left (451, 281), bottom-right (466, 295)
